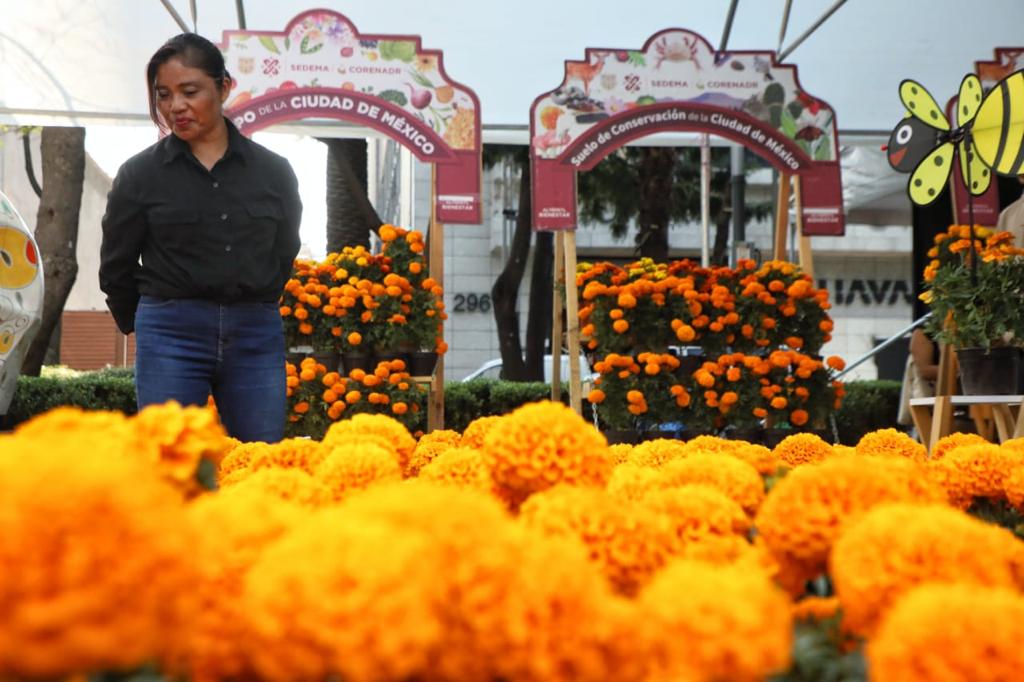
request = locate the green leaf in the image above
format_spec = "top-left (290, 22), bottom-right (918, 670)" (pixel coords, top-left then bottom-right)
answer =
top-left (780, 109), bottom-right (799, 139)
top-left (409, 70), bottom-right (434, 88)
top-left (379, 89), bottom-right (408, 107)
top-left (628, 51), bottom-right (647, 66)
top-left (284, 36), bottom-right (291, 51)
top-left (258, 36), bottom-right (280, 54)
top-left (379, 40), bottom-right (415, 62)
top-left (300, 36), bottom-right (324, 54)
top-left (814, 139), bottom-right (832, 161)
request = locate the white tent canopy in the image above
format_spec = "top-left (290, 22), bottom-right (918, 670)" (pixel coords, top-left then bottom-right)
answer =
top-left (4, 0), bottom-right (1023, 132)
top-left (3, 0), bottom-right (1021, 224)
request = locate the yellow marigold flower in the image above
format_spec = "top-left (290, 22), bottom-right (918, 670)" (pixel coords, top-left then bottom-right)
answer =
top-left (832, 503), bottom-right (1024, 637)
top-left (678, 434), bottom-right (743, 456)
top-left (931, 432), bottom-right (989, 459)
top-left (405, 433), bottom-right (459, 477)
top-left (855, 427), bottom-right (926, 461)
top-left (314, 442), bottom-right (403, 501)
top-left (481, 401), bottom-right (613, 507)
top-left (756, 457), bottom-right (947, 595)
top-left (607, 442), bottom-right (634, 466)
top-left (658, 453), bottom-right (765, 515)
top-left (639, 484), bottom-right (750, 547)
top-left (221, 467), bottom-right (332, 508)
top-left (243, 508), bottom-right (444, 682)
top-left (0, 436), bottom-right (198, 679)
top-left (248, 437), bottom-right (326, 475)
top-left (418, 446), bottom-right (495, 494)
top-left (165, 487), bottom-right (307, 681)
top-left (773, 432), bottom-right (832, 467)
top-left (217, 441), bottom-right (270, 484)
top-left (926, 443), bottom-right (1023, 508)
top-left (460, 414), bottom-right (502, 449)
top-left (868, 583), bottom-right (1024, 682)
top-left (728, 442), bottom-right (780, 475)
top-left (627, 438), bottom-right (688, 468)
top-left (320, 413), bottom-right (416, 473)
top-left (607, 462), bottom-right (662, 501)
top-left (639, 560), bottom-right (792, 682)
top-left (520, 484), bottom-right (676, 596)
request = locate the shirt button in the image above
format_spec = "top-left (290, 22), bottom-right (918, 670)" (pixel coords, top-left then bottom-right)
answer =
top-left (213, 182), bottom-right (220, 189)
top-left (225, 244), bottom-right (232, 252)
top-left (220, 213), bottom-right (228, 220)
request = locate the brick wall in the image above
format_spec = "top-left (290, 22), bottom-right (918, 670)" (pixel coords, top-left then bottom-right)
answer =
top-left (59, 310), bottom-right (135, 370)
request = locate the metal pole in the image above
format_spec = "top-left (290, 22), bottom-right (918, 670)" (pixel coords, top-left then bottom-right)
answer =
top-left (719, 0), bottom-right (740, 52)
top-left (835, 313), bottom-right (932, 380)
top-left (777, 0), bottom-right (794, 53)
top-left (778, 0), bottom-right (849, 62)
top-left (730, 145), bottom-right (745, 266)
top-left (235, 0), bottom-right (247, 29)
top-left (188, 0), bottom-right (197, 31)
top-left (700, 134), bottom-right (711, 267)
top-left (157, 0), bottom-right (190, 33)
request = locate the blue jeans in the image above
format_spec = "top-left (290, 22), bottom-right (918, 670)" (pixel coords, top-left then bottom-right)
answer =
top-left (135, 296), bottom-right (286, 442)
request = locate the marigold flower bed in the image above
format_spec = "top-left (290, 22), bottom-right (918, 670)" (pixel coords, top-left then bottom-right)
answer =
top-left (3, 401), bottom-right (1024, 681)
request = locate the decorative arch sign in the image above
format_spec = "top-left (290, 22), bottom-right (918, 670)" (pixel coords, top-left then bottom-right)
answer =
top-left (220, 9), bottom-right (482, 223)
top-left (530, 29), bottom-right (844, 235)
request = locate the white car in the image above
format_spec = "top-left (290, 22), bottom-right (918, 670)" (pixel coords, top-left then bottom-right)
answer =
top-left (463, 354), bottom-right (597, 384)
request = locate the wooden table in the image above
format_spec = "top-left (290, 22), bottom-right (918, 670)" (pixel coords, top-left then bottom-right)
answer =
top-left (910, 395), bottom-right (1024, 452)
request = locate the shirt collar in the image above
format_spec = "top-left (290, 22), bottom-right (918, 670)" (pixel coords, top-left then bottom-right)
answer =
top-left (161, 117), bottom-right (251, 166)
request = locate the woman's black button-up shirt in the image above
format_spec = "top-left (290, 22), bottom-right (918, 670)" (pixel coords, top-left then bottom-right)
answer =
top-left (99, 119), bottom-right (302, 335)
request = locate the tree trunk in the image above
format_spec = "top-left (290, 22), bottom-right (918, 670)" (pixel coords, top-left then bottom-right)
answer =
top-left (21, 127), bottom-right (85, 376)
top-left (321, 138), bottom-right (383, 253)
top-left (635, 147), bottom-right (676, 261)
top-left (524, 230), bottom-right (553, 381)
top-left (491, 161), bottom-right (532, 381)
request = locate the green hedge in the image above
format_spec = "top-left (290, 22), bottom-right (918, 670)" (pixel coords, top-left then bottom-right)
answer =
top-left (5, 368), bottom-right (137, 428)
top-left (5, 369), bottom-right (892, 444)
top-left (833, 379), bottom-right (902, 445)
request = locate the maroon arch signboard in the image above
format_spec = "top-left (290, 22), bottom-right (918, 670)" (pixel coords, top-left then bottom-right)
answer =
top-left (530, 29), bottom-right (843, 235)
top-left (220, 9), bottom-right (482, 223)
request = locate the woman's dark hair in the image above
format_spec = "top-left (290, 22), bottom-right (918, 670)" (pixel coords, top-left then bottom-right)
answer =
top-left (146, 33), bottom-right (232, 129)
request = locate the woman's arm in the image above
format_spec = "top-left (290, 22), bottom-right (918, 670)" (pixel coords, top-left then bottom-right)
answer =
top-left (99, 167), bottom-right (147, 335)
top-left (910, 329), bottom-right (938, 382)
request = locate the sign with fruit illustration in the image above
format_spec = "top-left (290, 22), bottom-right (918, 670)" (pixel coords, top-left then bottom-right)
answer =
top-left (0, 191), bottom-right (43, 414)
top-left (530, 29), bottom-right (843, 235)
top-left (220, 9), bottom-right (482, 223)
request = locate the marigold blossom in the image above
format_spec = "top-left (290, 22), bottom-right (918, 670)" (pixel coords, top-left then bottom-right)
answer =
top-left (831, 503), bottom-right (1024, 636)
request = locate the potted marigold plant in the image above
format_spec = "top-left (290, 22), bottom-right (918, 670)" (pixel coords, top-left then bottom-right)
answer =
top-left (284, 357), bottom-right (332, 439)
top-left (922, 225), bottom-right (1024, 394)
top-left (763, 349), bottom-right (845, 445)
top-left (693, 352), bottom-right (770, 442)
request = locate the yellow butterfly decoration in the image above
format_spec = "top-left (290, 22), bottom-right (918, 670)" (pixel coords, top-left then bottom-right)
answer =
top-left (887, 74), bottom-right (991, 205)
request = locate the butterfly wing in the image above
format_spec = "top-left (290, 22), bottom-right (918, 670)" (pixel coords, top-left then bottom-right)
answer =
top-left (974, 70), bottom-right (1024, 175)
top-left (957, 74), bottom-right (983, 128)
top-left (908, 142), bottom-right (954, 204)
top-left (958, 141), bottom-right (993, 195)
top-left (900, 79), bottom-right (951, 131)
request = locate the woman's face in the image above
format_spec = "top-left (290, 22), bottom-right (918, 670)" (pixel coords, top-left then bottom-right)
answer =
top-left (154, 57), bottom-right (228, 143)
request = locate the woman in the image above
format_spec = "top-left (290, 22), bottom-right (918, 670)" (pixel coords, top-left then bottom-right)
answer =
top-left (100, 33), bottom-right (302, 442)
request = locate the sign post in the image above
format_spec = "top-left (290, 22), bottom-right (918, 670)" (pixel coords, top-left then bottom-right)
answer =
top-left (221, 9), bottom-right (484, 430)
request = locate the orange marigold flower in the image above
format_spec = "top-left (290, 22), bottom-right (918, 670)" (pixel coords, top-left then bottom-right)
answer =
top-left (640, 560), bottom-right (792, 681)
top-left (612, 319), bottom-right (630, 333)
top-left (855, 428), bottom-right (926, 461)
top-left (320, 413), bottom-right (416, 473)
top-left (755, 457), bottom-right (947, 595)
top-left (418, 446), bottom-right (495, 494)
top-left (832, 503), bottom-right (1024, 637)
top-left (627, 438), bottom-right (688, 469)
top-left (481, 401), bottom-right (612, 508)
top-left (658, 453), bottom-right (764, 516)
top-left (587, 388), bottom-right (606, 404)
top-left (930, 431), bottom-right (989, 459)
top-left (460, 415), bottom-right (502, 449)
top-left (868, 583), bottom-right (1024, 682)
top-left (520, 485), bottom-right (676, 596)
top-left (314, 442), bottom-right (403, 501)
top-left (927, 443), bottom-right (1022, 508)
top-left (790, 409), bottom-right (809, 426)
top-left (773, 432), bottom-right (832, 467)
